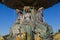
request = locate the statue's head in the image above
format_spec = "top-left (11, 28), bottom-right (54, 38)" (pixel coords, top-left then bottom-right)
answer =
top-left (38, 7), bottom-right (44, 13)
top-left (16, 9), bottom-right (23, 15)
top-left (23, 6), bottom-right (31, 13)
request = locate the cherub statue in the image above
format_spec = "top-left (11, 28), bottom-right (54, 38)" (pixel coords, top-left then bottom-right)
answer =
top-left (19, 6), bottom-right (34, 40)
top-left (36, 7), bottom-right (44, 23)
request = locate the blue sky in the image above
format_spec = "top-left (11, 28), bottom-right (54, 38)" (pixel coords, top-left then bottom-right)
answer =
top-left (0, 3), bottom-right (60, 35)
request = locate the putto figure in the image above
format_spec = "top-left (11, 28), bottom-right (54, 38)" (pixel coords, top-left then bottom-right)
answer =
top-left (36, 7), bottom-right (44, 23)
